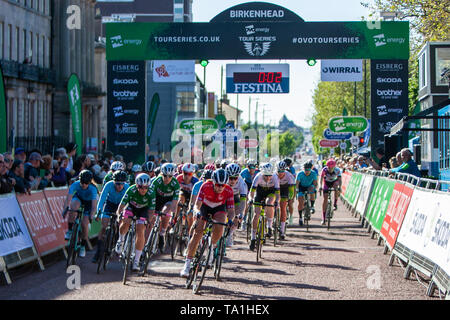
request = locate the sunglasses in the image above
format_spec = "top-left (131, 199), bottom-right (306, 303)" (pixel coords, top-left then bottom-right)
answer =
top-left (0, 160), bottom-right (4, 164)
top-left (277, 170), bottom-right (285, 173)
top-left (215, 184), bottom-right (225, 188)
top-left (183, 172), bottom-right (193, 176)
top-left (264, 175), bottom-right (272, 177)
top-left (229, 176), bottom-right (238, 180)
top-left (305, 168), bottom-right (312, 171)
top-left (115, 182), bottom-right (125, 185)
top-left (137, 185), bottom-right (148, 189)
top-left (163, 174), bottom-right (172, 178)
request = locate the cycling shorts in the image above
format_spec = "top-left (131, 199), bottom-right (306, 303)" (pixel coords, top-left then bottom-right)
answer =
top-left (198, 204), bottom-right (227, 221)
top-left (233, 194), bottom-right (240, 206)
top-left (297, 185), bottom-right (315, 197)
top-left (122, 205), bottom-right (149, 223)
top-left (99, 200), bottom-right (119, 219)
top-left (254, 186), bottom-right (276, 205)
top-left (72, 196), bottom-right (92, 217)
top-left (155, 195), bottom-right (174, 212)
top-left (280, 185), bottom-right (290, 199)
top-left (323, 180), bottom-right (340, 193)
top-left (179, 189), bottom-right (192, 202)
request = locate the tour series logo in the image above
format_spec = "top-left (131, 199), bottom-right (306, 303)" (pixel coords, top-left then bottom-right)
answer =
top-left (240, 25), bottom-right (275, 57)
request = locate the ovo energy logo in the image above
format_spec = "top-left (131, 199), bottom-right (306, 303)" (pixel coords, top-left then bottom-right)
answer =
top-left (111, 35), bottom-right (124, 48)
top-left (373, 34), bottom-right (387, 47)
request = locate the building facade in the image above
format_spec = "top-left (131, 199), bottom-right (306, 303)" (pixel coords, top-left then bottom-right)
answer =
top-left (0, 0), bottom-right (54, 153)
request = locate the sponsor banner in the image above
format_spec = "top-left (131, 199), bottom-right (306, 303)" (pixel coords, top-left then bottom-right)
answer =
top-left (397, 190), bottom-right (450, 275)
top-left (380, 182), bottom-right (414, 249)
top-left (340, 171), bottom-right (352, 196)
top-left (355, 175), bottom-right (374, 216)
top-left (107, 61), bottom-right (146, 164)
top-left (44, 188), bottom-right (69, 233)
top-left (0, 194), bottom-right (34, 256)
top-left (319, 139), bottom-right (339, 148)
top-left (153, 60), bottom-right (195, 83)
top-left (365, 177), bottom-right (396, 231)
top-left (67, 74), bottom-right (83, 156)
top-left (16, 192), bottom-right (66, 256)
top-left (329, 116), bottom-right (368, 133)
top-left (345, 173), bottom-right (363, 206)
top-left (370, 59), bottom-right (408, 156)
top-left (106, 21), bottom-right (409, 61)
top-left (323, 128), bottom-right (352, 140)
top-left (321, 59), bottom-right (363, 82)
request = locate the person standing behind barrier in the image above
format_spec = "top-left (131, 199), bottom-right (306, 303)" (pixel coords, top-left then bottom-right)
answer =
top-left (390, 148), bottom-right (421, 177)
top-left (8, 160), bottom-right (30, 194)
top-left (0, 154), bottom-right (14, 194)
top-left (367, 147), bottom-right (387, 170)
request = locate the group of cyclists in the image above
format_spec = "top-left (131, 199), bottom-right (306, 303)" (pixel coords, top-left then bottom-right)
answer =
top-left (61, 156), bottom-right (343, 278)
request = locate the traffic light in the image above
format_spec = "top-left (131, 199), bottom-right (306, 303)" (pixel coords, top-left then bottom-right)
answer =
top-left (358, 135), bottom-right (365, 147)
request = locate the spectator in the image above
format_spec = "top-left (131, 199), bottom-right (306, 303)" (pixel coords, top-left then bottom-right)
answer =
top-left (55, 147), bottom-right (67, 162)
top-left (73, 154), bottom-right (91, 178)
top-left (115, 154), bottom-right (124, 162)
top-left (390, 148), bottom-right (421, 177)
top-left (9, 160), bottom-right (30, 194)
top-left (65, 142), bottom-right (78, 176)
top-left (3, 152), bottom-right (14, 174)
top-left (396, 152), bottom-right (403, 167)
top-left (14, 147), bottom-right (27, 162)
top-left (367, 147), bottom-right (387, 170)
top-left (389, 156), bottom-right (399, 169)
top-left (357, 156), bottom-right (368, 169)
top-left (52, 155), bottom-right (69, 187)
top-left (0, 154), bottom-right (14, 194)
top-left (103, 151), bottom-right (114, 165)
top-left (40, 155), bottom-right (54, 189)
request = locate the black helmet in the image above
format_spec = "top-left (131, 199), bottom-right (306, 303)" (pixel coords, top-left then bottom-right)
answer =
top-left (304, 162), bottom-right (313, 170)
top-left (202, 169), bottom-right (213, 180)
top-left (79, 170), bottom-right (93, 184)
top-left (283, 158), bottom-right (293, 166)
top-left (212, 169), bottom-right (229, 185)
top-left (142, 161), bottom-right (156, 173)
top-left (113, 170), bottom-right (128, 183)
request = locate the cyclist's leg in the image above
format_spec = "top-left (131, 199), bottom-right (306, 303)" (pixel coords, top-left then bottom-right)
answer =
top-left (265, 195), bottom-right (275, 230)
top-left (308, 186), bottom-right (316, 210)
top-left (211, 210), bottom-right (227, 246)
top-left (134, 222), bottom-right (147, 265)
top-left (322, 183), bottom-right (331, 222)
top-left (280, 199), bottom-right (288, 236)
top-left (288, 198), bottom-right (294, 222)
top-left (68, 197), bottom-right (81, 230)
top-left (297, 188), bottom-right (306, 223)
top-left (251, 204), bottom-right (262, 240)
top-left (186, 212), bottom-right (207, 259)
top-left (161, 200), bottom-right (176, 236)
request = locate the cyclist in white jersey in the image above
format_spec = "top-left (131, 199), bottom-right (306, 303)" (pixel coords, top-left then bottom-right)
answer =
top-left (276, 161), bottom-right (295, 240)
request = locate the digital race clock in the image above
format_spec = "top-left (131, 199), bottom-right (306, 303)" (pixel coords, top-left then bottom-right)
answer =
top-left (226, 64), bottom-right (290, 94)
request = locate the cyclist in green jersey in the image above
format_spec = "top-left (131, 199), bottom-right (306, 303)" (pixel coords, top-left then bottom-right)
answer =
top-left (115, 173), bottom-right (156, 271)
top-left (150, 163), bottom-right (180, 252)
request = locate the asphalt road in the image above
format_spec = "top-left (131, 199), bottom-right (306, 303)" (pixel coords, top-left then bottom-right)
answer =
top-left (0, 195), bottom-right (436, 301)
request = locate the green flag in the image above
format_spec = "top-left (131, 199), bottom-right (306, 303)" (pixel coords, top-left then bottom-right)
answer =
top-left (0, 67), bottom-right (7, 153)
top-left (67, 74), bottom-right (83, 156)
top-left (147, 93), bottom-right (160, 145)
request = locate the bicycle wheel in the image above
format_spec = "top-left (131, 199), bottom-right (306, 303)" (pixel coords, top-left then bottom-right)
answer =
top-left (256, 217), bottom-right (264, 262)
top-left (103, 224), bottom-right (116, 271)
top-left (140, 228), bottom-right (157, 276)
top-left (214, 234), bottom-right (226, 281)
top-left (304, 197), bottom-right (311, 232)
top-left (178, 220), bottom-right (188, 257)
top-left (186, 236), bottom-right (207, 289)
top-left (326, 202), bottom-right (332, 230)
top-left (193, 238), bottom-right (212, 294)
top-left (246, 206), bottom-right (253, 243)
top-left (122, 230), bottom-right (134, 285)
top-left (273, 208), bottom-right (279, 247)
top-left (66, 222), bottom-right (79, 268)
top-left (169, 217), bottom-right (181, 260)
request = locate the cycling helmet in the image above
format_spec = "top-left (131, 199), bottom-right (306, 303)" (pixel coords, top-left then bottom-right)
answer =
top-left (182, 163), bottom-right (195, 173)
top-left (202, 169), bottom-right (213, 180)
top-left (135, 173), bottom-right (151, 187)
top-left (214, 159), bottom-right (222, 168)
top-left (132, 164), bottom-right (142, 173)
top-left (304, 161), bottom-right (313, 170)
top-left (204, 163), bottom-right (216, 170)
top-left (212, 169), bottom-right (229, 185)
top-left (220, 159), bottom-right (230, 169)
top-left (177, 164), bottom-right (183, 175)
top-left (141, 161), bottom-right (155, 173)
top-left (225, 163), bottom-right (241, 177)
top-left (260, 162), bottom-right (274, 175)
top-left (326, 159), bottom-right (336, 167)
top-left (277, 160), bottom-right (288, 172)
top-left (113, 170), bottom-right (128, 183)
top-left (111, 161), bottom-right (125, 171)
top-left (283, 158), bottom-right (293, 166)
top-left (154, 166), bottom-right (161, 176)
top-left (161, 163), bottom-right (176, 176)
top-left (193, 164), bottom-right (199, 173)
top-left (79, 170), bottom-right (93, 184)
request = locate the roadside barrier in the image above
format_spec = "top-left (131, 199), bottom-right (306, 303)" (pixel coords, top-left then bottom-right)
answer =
top-left (0, 187), bottom-right (102, 285)
top-left (340, 169), bottom-right (450, 299)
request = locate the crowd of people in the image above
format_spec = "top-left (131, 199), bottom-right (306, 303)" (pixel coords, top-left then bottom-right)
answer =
top-left (0, 142), bottom-right (168, 195)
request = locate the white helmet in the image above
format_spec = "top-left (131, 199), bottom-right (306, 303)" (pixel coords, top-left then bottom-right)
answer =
top-left (161, 163), bottom-right (176, 176)
top-left (111, 161), bottom-right (125, 171)
top-left (212, 169), bottom-right (229, 185)
top-left (182, 163), bottom-right (195, 173)
top-left (135, 173), bottom-right (151, 187)
top-left (225, 163), bottom-right (241, 177)
top-left (260, 162), bottom-right (274, 175)
top-left (132, 164), bottom-right (142, 173)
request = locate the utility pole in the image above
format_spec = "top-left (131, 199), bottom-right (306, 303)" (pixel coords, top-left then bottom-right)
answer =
top-left (364, 59), bottom-right (367, 118)
top-left (255, 101), bottom-right (259, 130)
top-left (354, 81), bottom-right (357, 115)
top-left (248, 96), bottom-right (251, 125)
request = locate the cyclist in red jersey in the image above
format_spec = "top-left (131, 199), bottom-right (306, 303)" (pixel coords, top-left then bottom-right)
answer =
top-left (180, 169), bottom-right (235, 277)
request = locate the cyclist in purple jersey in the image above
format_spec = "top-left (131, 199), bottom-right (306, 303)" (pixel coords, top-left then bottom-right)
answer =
top-left (319, 159), bottom-right (342, 225)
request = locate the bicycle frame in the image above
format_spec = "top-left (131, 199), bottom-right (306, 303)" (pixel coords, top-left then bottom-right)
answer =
top-left (65, 206), bottom-right (84, 267)
top-left (140, 211), bottom-right (165, 276)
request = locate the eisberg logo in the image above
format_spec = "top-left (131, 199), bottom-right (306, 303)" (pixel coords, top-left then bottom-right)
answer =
top-left (113, 79), bottom-right (138, 85)
top-left (377, 77), bottom-right (402, 83)
top-left (376, 63), bottom-right (404, 71)
top-left (112, 65), bottom-right (140, 72)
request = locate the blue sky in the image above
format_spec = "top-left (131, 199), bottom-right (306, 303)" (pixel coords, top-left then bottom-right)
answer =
top-left (192, 0), bottom-right (374, 128)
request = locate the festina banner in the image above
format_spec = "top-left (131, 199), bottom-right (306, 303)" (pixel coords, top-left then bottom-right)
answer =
top-left (107, 61), bottom-right (146, 164)
top-left (106, 21), bottom-right (409, 61)
top-left (0, 194), bottom-right (34, 256)
top-left (380, 182), bottom-right (414, 250)
top-left (370, 59), bottom-right (409, 156)
top-left (67, 74), bottom-right (83, 156)
top-left (0, 67), bottom-right (7, 153)
top-left (153, 60), bottom-right (195, 83)
top-left (321, 59), bottom-right (363, 82)
top-left (397, 189), bottom-right (450, 276)
top-left (16, 192), bottom-right (66, 256)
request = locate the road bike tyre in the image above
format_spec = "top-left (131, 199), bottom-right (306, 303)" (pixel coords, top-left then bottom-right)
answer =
top-left (103, 225), bottom-right (116, 271)
top-left (304, 196), bottom-right (311, 232)
top-left (273, 208), bottom-right (279, 247)
top-left (122, 232), bottom-right (133, 285)
top-left (66, 223), bottom-right (79, 268)
top-left (214, 235), bottom-right (226, 281)
top-left (246, 206), bottom-right (253, 243)
top-left (170, 218), bottom-right (181, 260)
top-left (193, 239), bottom-right (212, 294)
top-left (187, 237), bottom-right (207, 290)
top-left (256, 217), bottom-right (264, 263)
top-left (178, 221), bottom-right (188, 257)
top-left (140, 229), bottom-right (157, 276)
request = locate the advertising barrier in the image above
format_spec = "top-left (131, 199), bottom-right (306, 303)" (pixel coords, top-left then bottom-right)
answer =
top-left (355, 175), bottom-right (375, 216)
top-left (16, 192), bottom-right (66, 257)
top-left (44, 188), bottom-right (69, 233)
top-left (340, 171), bottom-right (352, 196)
top-left (397, 189), bottom-right (450, 276)
top-left (346, 172), bottom-right (363, 208)
top-left (380, 182), bottom-right (414, 250)
top-left (364, 177), bottom-right (396, 232)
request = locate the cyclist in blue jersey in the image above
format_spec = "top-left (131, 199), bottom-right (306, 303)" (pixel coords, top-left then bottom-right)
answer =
top-left (240, 159), bottom-right (259, 192)
top-left (296, 162), bottom-right (318, 226)
top-left (92, 170), bottom-right (129, 263)
top-left (61, 170), bottom-right (98, 258)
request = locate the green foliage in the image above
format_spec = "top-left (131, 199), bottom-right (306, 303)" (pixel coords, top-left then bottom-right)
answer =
top-left (264, 129), bottom-right (304, 157)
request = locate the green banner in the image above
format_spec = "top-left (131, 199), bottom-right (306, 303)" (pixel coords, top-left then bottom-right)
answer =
top-left (106, 21), bottom-right (409, 61)
top-left (147, 93), bottom-right (160, 145)
top-left (365, 177), bottom-right (395, 231)
top-left (88, 219), bottom-right (102, 239)
top-left (0, 67), bottom-right (7, 153)
top-left (329, 116), bottom-right (368, 133)
top-left (178, 118), bottom-right (219, 135)
top-left (67, 74), bottom-right (83, 156)
top-left (346, 173), bottom-right (363, 206)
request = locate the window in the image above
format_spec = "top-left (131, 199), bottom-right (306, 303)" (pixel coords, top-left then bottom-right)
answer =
top-left (29, 31), bottom-right (33, 63)
top-left (36, 34), bottom-right (39, 66)
top-left (16, 27), bottom-right (20, 61)
top-left (176, 86), bottom-right (197, 112)
top-left (7, 24), bottom-right (11, 60)
top-left (419, 51), bottom-right (427, 89)
top-left (0, 22), bottom-right (3, 60)
top-left (436, 47), bottom-right (450, 86)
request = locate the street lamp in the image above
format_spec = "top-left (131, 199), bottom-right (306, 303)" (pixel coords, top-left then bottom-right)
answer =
top-left (380, 11), bottom-right (402, 21)
top-left (199, 60), bottom-right (209, 117)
